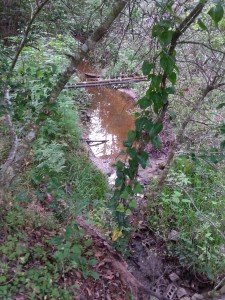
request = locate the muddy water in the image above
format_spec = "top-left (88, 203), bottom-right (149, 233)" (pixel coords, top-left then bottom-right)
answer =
top-left (78, 62), bottom-right (135, 162)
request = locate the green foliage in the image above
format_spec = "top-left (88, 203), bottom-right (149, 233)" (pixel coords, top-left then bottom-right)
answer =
top-left (148, 158), bottom-right (225, 278)
top-left (111, 12), bottom-right (179, 228)
top-left (208, 1), bottom-right (224, 27)
top-left (51, 223), bottom-right (99, 279)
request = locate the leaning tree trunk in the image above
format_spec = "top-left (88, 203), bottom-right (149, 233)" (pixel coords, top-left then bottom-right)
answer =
top-left (0, 0), bottom-right (129, 204)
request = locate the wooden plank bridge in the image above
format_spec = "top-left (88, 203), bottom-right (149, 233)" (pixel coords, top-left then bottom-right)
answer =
top-left (65, 76), bottom-right (147, 89)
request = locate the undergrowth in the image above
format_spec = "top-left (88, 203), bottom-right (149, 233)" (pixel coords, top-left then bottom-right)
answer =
top-left (148, 157), bottom-right (225, 280)
top-left (0, 87), bottom-right (108, 299)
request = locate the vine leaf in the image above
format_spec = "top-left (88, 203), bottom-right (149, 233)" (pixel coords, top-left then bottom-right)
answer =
top-left (142, 60), bottom-right (154, 75)
top-left (160, 52), bottom-right (175, 75)
top-left (159, 30), bottom-right (173, 46)
top-left (133, 182), bottom-right (143, 194)
top-left (168, 72), bottom-right (177, 84)
top-left (137, 151), bottom-right (148, 169)
top-left (197, 18), bottom-right (208, 30)
top-left (138, 95), bottom-right (152, 109)
top-left (208, 3), bottom-right (224, 26)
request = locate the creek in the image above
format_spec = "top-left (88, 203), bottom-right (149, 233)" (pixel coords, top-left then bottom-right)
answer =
top-left (78, 61), bottom-right (136, 165)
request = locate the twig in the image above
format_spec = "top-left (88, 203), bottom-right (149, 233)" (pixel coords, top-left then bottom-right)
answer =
top-left (83, 139), bottom-right (109, 144)
top-left (10, 0), bottom-right (50, 71)
top-left (177, 41), bottom-right (225, 56)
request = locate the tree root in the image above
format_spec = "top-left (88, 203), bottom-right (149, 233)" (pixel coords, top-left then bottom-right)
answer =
top-left (76, 217), bottom-right (164, 300)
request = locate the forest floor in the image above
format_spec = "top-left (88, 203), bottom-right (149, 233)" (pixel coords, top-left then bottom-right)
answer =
top-left (80, 118), bottom-right (220, 300)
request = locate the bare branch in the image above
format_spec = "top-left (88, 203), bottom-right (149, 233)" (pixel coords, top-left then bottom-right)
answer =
top-left (10, 0), bottom-right (51, 71)
top-left (177, 40), bottom-right (225, 55)
top-left (50, 0), bottom-right (129, 102)
top-left (156, 80), bottom-right (224, 191)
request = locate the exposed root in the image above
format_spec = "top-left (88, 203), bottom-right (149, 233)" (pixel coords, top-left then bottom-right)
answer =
top-left (76, 217), bottom-right (164, 300)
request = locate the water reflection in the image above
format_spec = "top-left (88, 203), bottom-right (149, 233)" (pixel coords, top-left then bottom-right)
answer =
top-left (78, 61), bottom-right (135, 161)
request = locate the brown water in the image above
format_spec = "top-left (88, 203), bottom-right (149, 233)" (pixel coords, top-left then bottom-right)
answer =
top-left (78, 62), bottom-right (135, 162)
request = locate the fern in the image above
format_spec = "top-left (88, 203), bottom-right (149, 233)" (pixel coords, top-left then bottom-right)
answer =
top-left (34, 139), bottom-right (67, 173)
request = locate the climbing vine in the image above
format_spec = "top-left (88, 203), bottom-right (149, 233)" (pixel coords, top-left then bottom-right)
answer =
top-left (112, 0), bottom-right (224, 237)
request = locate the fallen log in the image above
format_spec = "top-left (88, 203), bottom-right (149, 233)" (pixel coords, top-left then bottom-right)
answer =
top-left (65, 76), bottom-right (147, 89)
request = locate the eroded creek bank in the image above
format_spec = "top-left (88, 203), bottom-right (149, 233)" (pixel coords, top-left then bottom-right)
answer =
top-left (77, 61), bottom-right (218, 300)
top-left (78, 61), bottom-right (166, 185)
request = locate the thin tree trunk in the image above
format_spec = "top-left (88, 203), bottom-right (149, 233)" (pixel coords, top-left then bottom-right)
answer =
top-left (156, 84), bottom-right (217, 192)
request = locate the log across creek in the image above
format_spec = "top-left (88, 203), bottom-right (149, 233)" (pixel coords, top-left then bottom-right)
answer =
top-left (65, 76), bottom-right (147, 89)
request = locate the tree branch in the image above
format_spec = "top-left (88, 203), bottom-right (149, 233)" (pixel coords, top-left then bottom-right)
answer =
top-left (50, 0), bottom-right (129, 103)
top-left (10, 0), bottom-right (51, 71)
top-left (177, 40), bottom-right (225, 55)
top-left (156, 81), bottom-right (222, 191)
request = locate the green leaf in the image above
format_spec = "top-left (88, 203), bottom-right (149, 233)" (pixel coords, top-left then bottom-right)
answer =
top-left (37, 112), bottom-right (47, 121)
top-left (135, 117), bottom-right (148, 132)
top-left (208, 3), bottom-right (224, 26)
top-left (217, 102), bottom-right (225, 109)
top-left (166, 86), bottom-right (176, 94)
top-left (167, 72), bottom-right (177, 84)
top-left (160, 52), bottom-right (176, 75)
top-left (128, 200), bottom-right (137, 209)
top-left (127, 147), bottom-right (137, 159)
top-left (123, 140), bottom-right (132, 147)
top-left (149, 122), bottom-right (163, 138)
top-left (159, 30), bottom-right (173, 46)
top-left (89, 271), bottom-right (99, 280)
top-left (152, 21), bottom-right (172, 38)
top-left (138, 96), bottom-right (152, 109)
top-left (151, 135), bottom-right (162, 149)
top-left (220, 125), bottom-right (225, 133)
top-left (88, 258), bottom-right (97, 266)
top-left (121, 186), bottom-right (132, 199)
top-left (125, 209), bottom-right (132, 216)
top-left (197, 19), bottom-right (208, 30)
top-left (0, 276), bottom-right (6, 283)
top-left (153, 101), bottom-right (162, 114)
top-left (148, 74), bottom-right (162, 90)
top-left (127, 130), bottom-right (136, 142)
top-left (50, 236), bottom-right (63, 246)
top-left (144, 119), bottom-right (154, 132)
top-left (133, 182), bottom-right (143, 194)
top-left (137, 151), bottom-right (148, 169)
top-left (142, 60), bottom-right (154, 75)
top-left (116, 203), bottom-right (125, 212)
top-left (84, 239), bottom-right (93, 247)
top-left (116, 161), bottom-right (125, 171)
top-left (152, 24), bottom-right (162, 38)
top-left (128, 158), bottom-right (138, 173)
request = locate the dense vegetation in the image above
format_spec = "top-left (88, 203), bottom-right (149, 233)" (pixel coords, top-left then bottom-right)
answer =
top-left (0, 0), bottom-right (224, 299)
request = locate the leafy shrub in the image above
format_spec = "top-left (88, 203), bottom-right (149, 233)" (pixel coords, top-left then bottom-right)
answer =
top-left (148, 157), bottom-right (225, 278)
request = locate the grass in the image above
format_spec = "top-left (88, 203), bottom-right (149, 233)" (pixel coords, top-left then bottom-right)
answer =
top-left (0, 92), bottom-right (109, 299)
top-left (148, 157), bottom-right (225, 279)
